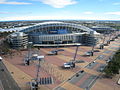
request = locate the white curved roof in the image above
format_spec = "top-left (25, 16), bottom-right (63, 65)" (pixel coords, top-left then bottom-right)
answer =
top-left (35, 21), bottom-right (63, 25)
top-left (20, 21), bottom-right (94, 33)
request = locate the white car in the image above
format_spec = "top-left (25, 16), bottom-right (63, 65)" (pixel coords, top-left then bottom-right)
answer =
top-left (63, 62), bottom-right (75, 68)
top-left (48, 50), bottom-right (57, 55)
top-left (85, 51), bottom-right (92, 56)
top-left (0, 56), bottom-right (2, 61)
top-left (63, 63), bottom-right (71, 68)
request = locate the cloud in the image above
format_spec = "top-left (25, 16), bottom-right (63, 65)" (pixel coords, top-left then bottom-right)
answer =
top-left (34, 0), bottom-right (77, 8)
top-left (1, 15), bottom-right (120, 21)
top-left (83, 11), bottom-right (93, 15)
top-left (0, 0), bottom-right (31, 5)
top-left (105, 12), bottom-right (120, 15)
top-left (0, 12), bottom-right (10, 14)
top-left (113, 2), bottom-right (120, 5)
top-left (0, 11), bottom-right (32, 15)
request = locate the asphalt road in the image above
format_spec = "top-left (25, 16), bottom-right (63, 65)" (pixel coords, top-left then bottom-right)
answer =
top-left (0, 60), bottom-right (20, 90)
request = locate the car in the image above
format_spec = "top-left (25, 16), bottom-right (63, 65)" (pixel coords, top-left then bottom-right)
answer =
top-left (1, 69), bottom-right (4, 71)
top-left (57, 49), bottom-right (64, 51)
top-left (80, 70), bottom-right (84, 73)
top-left (106, 59), bottom-right (111, 63)
top-left (85, 51), bottom-right (92, 56)
top-left (117, 78), bottom-right (120, 85)
top-left (63, 62), bottom-right (75, 68)
top-left (93, 61), bottom-right (96, 63)
top-left (0, 56), bottom-right (2, 61)
top-left (99, 44), bottom-right (104, 49)
top-left (48, 50), bottom-right (57, 55)
top-left (110, 38), bottom-right (115, 41)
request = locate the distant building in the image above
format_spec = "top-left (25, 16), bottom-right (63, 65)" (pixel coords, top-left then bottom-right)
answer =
top-left (91, 25), bottom-right (116, 34)
top-left (8, 21), bottom-right (100, 48)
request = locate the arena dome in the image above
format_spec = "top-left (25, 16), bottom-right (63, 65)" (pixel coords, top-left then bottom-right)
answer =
top-left (9, 21), bottom-right (99, 48)
top-left (19, 21), bottom-right (97, 47)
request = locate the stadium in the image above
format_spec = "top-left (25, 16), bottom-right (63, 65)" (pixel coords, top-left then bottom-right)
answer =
top-left (8, 21), bottom-right (100, 48)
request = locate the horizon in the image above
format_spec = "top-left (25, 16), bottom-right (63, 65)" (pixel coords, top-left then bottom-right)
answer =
top-left (0, 19), bottom-right (120, 22)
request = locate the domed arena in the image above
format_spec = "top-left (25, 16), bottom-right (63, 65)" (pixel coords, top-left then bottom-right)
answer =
top-left (9, 21), bottom-right (100, 48)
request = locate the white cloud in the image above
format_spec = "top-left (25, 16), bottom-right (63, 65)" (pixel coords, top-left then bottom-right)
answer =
top-left (0, 0), bottom-right (31, 5)
top-left (113, 2), bottom-right (120, 5)
top-left (105, 12), bottom-right (120, 15)
top-left (0, 12), bottom-right (10, 14)
top-left (83, 11), bottom-right (93, 15)
top-left (0, 15), bottom-right (120, 21)
top-left (34, 0), bottom-right (77, 8)
top-left (0, 11), bottom-right (32, 14)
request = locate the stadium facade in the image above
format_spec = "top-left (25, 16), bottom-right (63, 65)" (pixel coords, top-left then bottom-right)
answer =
top-left (8, 21), bottom-right (100, 48)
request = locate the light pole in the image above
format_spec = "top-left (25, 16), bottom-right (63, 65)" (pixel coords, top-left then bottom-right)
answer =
top-left (72, 44), bottom-right (81, 68)
top-left (25, 42), bottom-right (33, 65)
top-left (31, 55), bottom-right (44, 90)
top-left (28, 42), bottom-right (33, 59)
top-left (100, 32), bottom-right (106, 49)
top-left (55, 39), bottom-right (62, 55)
top-left (91, 45), bottom-right (95, 56)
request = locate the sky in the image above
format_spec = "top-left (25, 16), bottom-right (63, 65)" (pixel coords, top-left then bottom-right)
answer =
top-left (0, 0), bottom-right (120, 21)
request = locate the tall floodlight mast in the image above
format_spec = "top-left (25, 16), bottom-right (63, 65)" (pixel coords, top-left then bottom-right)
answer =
top-left (28, 42), bottom-right (33, 59)
top-left (90, 31), bottom-right (95, 56)
top-left (55, 39), bottom-right (62, 55)
top-left (100, 31), bottom-right (106, 49)
top-left (72, 43), bottom-right (81, 68)
top-left (24, 42), bottom-right (33, 65)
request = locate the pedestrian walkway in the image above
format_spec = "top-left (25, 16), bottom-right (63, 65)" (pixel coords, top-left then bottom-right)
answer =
top-left (3, 59), bottom-right (49, 90)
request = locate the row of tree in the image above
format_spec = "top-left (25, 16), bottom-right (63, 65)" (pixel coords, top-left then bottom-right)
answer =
top-left (104, 50), bottom-right (120, 78)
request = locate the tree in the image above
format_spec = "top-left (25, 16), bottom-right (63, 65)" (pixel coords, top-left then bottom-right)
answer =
top-left (104, 50), bottom-right (120, 77)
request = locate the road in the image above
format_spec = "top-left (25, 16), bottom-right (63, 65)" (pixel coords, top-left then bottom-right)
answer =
top-left (0, 60), bottom-right (20, 90)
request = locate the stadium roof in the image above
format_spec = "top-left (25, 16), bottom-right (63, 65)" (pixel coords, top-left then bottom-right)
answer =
top-left (0, 26), bottom-right (29, 32)
top-left (20, 21), bottom-right (94, 33)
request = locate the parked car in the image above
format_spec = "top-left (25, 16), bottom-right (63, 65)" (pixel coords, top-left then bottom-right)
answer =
top-left (57, 49), bottom-right (64, 51)
top-left (63, 62), bottom-right (75, 68)
top-left (85, 51), bottom-right (92, 56)
top-left (48, 50), bottom-right (57, 55)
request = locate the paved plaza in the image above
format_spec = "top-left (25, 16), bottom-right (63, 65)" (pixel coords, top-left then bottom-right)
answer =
top-left (1, 37), bottom-right (120, 90)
